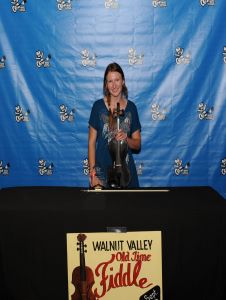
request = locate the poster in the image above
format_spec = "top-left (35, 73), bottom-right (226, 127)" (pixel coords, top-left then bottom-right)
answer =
top-left (67, 231), bottom-right (163, 300)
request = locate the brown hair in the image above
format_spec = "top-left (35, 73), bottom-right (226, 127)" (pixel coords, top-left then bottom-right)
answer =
top-left (103, 62), bottom-right (128, 129)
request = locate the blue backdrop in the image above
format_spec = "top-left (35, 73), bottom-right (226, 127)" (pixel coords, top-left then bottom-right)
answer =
top-left (0, 0), bottom-right (225, 199)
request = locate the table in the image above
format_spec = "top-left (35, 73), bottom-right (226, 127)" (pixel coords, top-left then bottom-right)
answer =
top-left (0, 186), bottom-right (225, 299)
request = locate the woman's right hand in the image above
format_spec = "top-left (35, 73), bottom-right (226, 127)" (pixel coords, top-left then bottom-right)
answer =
top-left (89, 173), bottom-right (103, 188)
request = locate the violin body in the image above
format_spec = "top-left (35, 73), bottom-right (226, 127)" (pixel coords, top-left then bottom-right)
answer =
top-left (108, 138), bottom-right (130, 188)
top-left (108, 102), bottom-right (131, 189)
top-left (71, 266), bottom-right (96, 300)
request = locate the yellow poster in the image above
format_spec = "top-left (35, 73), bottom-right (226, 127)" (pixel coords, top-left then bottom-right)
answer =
top-left (67, 231), bottom-right (162, 300)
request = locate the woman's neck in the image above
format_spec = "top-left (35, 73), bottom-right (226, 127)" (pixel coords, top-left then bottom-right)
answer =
top-left (104, 95), bottom-right (127, 113)
top-left (110, 95), bottom-right (122, 106)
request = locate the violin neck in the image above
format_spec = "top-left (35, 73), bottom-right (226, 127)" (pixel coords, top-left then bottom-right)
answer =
top-left (116, 102), bottom-right (120, 131)
top-left (117, 115), bottom-right (120, 131)
top-left (80, 245), bottom-right (86, 281)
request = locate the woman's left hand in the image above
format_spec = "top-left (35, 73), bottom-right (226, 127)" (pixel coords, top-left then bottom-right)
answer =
top-left (115, 129), bottom-right (127, 142)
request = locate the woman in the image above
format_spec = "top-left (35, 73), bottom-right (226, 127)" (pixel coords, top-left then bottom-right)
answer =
top-left (88, 62), bottom-right (141, 188)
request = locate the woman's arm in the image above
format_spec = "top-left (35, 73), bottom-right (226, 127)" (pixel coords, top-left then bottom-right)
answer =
top-left (88, 126), bottom-right (103, 187)
top-left (127, 129), bottom-right (141, 151)
top-left (88, 126), bottom-right (97, 173)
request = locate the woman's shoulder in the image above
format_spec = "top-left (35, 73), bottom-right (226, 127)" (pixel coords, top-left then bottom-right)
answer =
top-left (127, 99), bottom-right (138, 110)
top-left (90, 99), bottom-right (104, 111)
top-left (92, 98), bottom-right (104, 108)
top-left (94, 98), bottom-right (104, 104)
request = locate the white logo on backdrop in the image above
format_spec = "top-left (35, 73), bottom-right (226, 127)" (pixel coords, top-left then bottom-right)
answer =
top-left (105, 0), bottom-right (119, 9)
top-left (0, 161), bottom-right (10, 176)
top-left (57, 0), bottom-right (72, 11)
top-left (200, 0), bottom-right (215, 6)
top-left (36, 50), bottom-right (51, 68)
top-left (83, 159), bottom-right (89, 176)
top-left (151, 104), bottom-right (167, 121)
top-left (81, 49), bottom-right (96, 67)
top-left (11, 0), bottom-right (27, 13)
top-left (223, 46), bottom-right (226, 64)
top-left (175, 47), bottom-right (191, 65)
top-left (221, 158), bottom-right (226, 175)
top-left (38, 160), bottom-right (54, 176)
top-left (174, 159), bottom-right (190, 175)
top-left (128, 48), bottom-right (144, 65)
top-left (15, 105), bottom-right (30, 122)
top-left (59, 104), bottom-right (75, 122)
top-left (0, 56), bottom-right (6, 69)
top-left (197, 102), bottom-right (214, 120)
top-left (152, 0), bottom-right (167, 8)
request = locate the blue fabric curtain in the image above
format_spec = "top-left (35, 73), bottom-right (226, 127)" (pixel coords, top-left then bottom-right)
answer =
top-left (0, 0), bottom-right (225, 199)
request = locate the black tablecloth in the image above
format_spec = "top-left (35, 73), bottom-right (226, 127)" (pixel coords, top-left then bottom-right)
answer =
top-left (0, 186), bottom-right (225, 300)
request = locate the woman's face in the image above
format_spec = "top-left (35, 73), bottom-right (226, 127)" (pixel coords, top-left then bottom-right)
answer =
top-left (106, 71), bottom-right (124, 98)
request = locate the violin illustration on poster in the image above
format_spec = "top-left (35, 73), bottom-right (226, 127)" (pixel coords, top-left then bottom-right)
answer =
top-left (67, 231), bottom-right (163, 300)
top-left (71, 233), bottom-right (96, 300)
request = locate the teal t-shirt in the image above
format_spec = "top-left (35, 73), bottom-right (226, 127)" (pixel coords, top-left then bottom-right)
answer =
top-left (89, 99), bottom-right (141, 188)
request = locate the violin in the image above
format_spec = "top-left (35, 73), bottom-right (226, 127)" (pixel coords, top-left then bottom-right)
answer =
top-left (108, 102), bottom-right (131, 188)
top-left (71, 234), bottom-right (96, 300)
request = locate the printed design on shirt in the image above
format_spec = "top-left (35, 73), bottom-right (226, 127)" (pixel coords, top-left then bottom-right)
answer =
top-left (174, 158), bottom-right (190, 175)
top-left (57, 0), bottom-right (73, 11)
top-left (223, 47), bottom-right (226, 64)
top-left (59, 104), bottom-right (75, 122)
top-left (221, 158), bottom-right (226, 175)
top-left (128, 48), bottom-right (144, 65)
top-left (175, 47), bottom-right (191, 65)
top-left (38, 159), bottom-right (54, 176)
top-left (0, 56), bottom-right (6, 69)
top-left (101, 112), bottom-right (132, 143)
top-left (81, 49), bottom-right (96, 67)
top-left (0, 161), bottom-right (10, 176)
top-left (197, 102), bottom-right (214, 120)
top-left (105, 0), bottom-right (119, 9)
top-left (36, 50), bottom-right (51, 68)
top-left (152, 0), bottom-right (167, 8)
top-left (100, 113), bottom-right (111, 141)
top-left (200, 0), bottom-right (215, 6)
top-left (11, 0), bottom-right (27, 13)
top-left (15, 105), bottom-right (30, 122)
